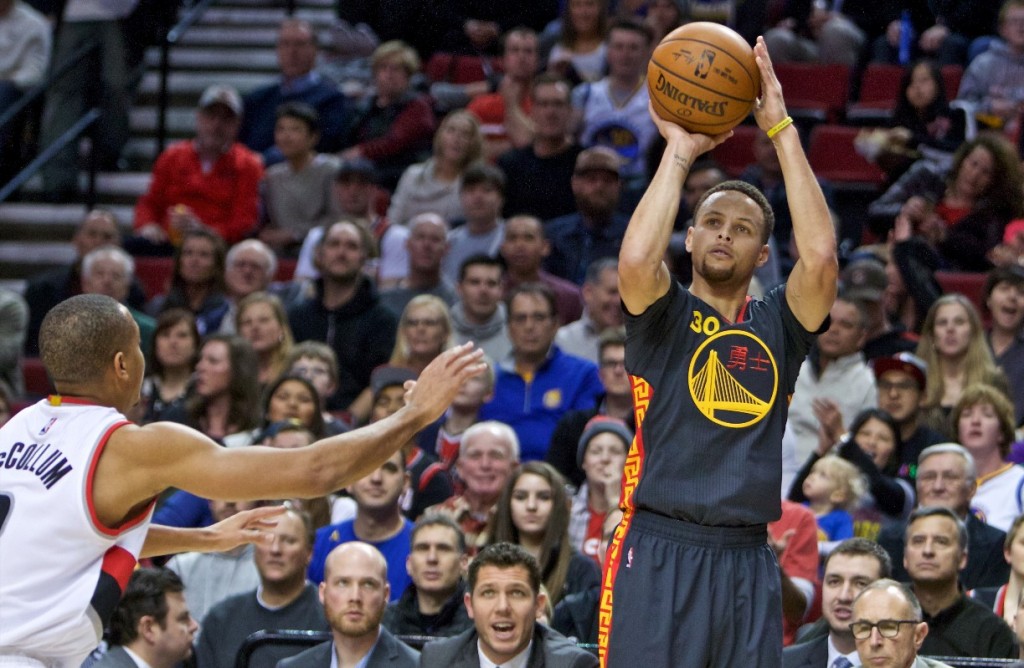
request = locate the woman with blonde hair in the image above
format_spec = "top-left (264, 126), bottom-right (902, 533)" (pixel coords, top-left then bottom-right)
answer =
top-left (916, 293), bottom-right (1008, 435)
top-left (387, 110), bottom-right (484, 226)
top-left (235, 291), bottom-right (294, 387)
top-left (489, 461), bottom-right (600, 607)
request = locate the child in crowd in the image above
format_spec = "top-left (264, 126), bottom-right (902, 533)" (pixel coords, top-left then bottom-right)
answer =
top-left (259, 101), bottom-right (341, 255)
top-left (801, 455), bottom-right (867, 556)
top-left (284, 340), bottom-right (350, 435)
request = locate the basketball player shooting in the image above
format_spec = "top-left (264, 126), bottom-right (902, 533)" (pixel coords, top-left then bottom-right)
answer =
top-left (0, 294), bottom-right (485, 668)
top-left (600, 37), bottom-right (837, 667)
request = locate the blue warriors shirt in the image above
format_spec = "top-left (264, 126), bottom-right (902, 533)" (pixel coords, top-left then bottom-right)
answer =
top-left (623, 283), bottom-right (820, 526)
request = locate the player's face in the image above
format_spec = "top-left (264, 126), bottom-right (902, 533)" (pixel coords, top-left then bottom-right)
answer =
top-left (458, 264), bottom-right (503, 321)
top-left (987, 280), bottom-right (1024, 333)
top-left (853, 417), bottom-right (897, 471)
top-left (348, 451), bottom-right (407, 512)
top-left (255, 512), bottom-right (312, 586)
top-left (821, 554), bottom-right (883, 639)
top-left (903, 515), bottom-right (965, 585)
top-left (915, 453), bottom-right (973, 514)
top-left (931, 302), bottom-right (972, 359)
top-left (508, 294), bottom-right (558, 359)
top-left (852, 588), bottom-right (927, 668)
top-left (466, 565), bottom-right (545, 665)
top-left (320, 548), bottom-right (389, 639)
top-left (686, 190), bottom-right (768, 286)
top-left (152, 591), bottom-right (199, 664)
top-left (957, 401), bottom-right (1005, 459)
top-left (582, 432), bottom-right (628, 489)
top-left (457, 433), bottom-right (516, 501)
top-left (402, 305), bottom-right (448, 359)
top-left (510, 472), bottom-right (554, 539)
top-left (817, 300), bottom-right (866, 360)
top-left (876, 370), bottom-right (922, 424)
top-left (238, 301), bottom-right (284, 355)
top-left (407, 525), bottom-right (466, 596)
top-left (267, 379), bottom-right (318, 425)
top-left (126, 316), bottom-right (146, 405)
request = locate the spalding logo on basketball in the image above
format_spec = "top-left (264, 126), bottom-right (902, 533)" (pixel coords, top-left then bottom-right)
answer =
top-left (647, 22), bottom-right (760, 134)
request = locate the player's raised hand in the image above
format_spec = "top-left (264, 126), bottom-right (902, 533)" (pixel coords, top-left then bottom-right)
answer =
top-left (752, 36), bottom-right (790, 133)
top-left (204, 504), bottom-right (285, 551)
top-left (403, 343), bottom-right (486, 425)
top-left (648, 100), bottom-right (732, 157)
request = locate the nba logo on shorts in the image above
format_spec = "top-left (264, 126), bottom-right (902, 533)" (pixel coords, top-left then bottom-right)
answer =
top-left (38, 417), bottom-right (58, 436)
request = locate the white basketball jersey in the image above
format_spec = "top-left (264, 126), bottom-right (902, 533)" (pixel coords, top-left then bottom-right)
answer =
top-left (0, 397), bottom-right (154, 667)
top-left (576, 78), bottom-right (657, 180)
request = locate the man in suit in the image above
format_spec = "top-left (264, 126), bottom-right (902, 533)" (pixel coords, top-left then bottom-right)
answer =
top-left (784, 538), bottom-right (892, 668)
top-left (850, 580), bottom-right (954, 668)
top-left (419, 542), bottom-right (597, 667)
top-left (95, 568), bottom-right (198, 668)
top-left (279, 542), bottom-right (419, 668)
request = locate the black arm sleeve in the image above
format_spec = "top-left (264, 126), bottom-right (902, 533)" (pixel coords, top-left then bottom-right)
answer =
top-left (837, 440), bottom-right (908, 516)
top-left (786, 452), bottom-right (823, 503)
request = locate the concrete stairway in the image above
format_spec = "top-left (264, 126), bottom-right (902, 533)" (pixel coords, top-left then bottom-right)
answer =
top-left (0, 0), bottom-right (335, 293)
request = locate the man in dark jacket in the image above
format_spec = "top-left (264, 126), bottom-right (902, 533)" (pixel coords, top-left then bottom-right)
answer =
top-left (288, 220), bottom-right (397, 412)
top-left (419, 543), bottom-right (597, 667)
top-left (383, 515), bottom-right (473, 638)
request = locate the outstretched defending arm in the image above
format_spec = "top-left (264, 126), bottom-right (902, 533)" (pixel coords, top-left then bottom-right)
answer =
top-left (751, 37), bottom-right (838, 329)
top-left (95, 344), bottom-right (486, 529)
top-left (618, 105), bottom-right (731, 316)
top-left (140, 505), bottom-right (284, 558)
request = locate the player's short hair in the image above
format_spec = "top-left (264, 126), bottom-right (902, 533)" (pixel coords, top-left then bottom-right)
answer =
top-left (108, 568), bottom-right (185, 645)
top-left (823, 537), bottom-right (893, 578)
top-left (692, 180), bottom-right (776, 243)
top-left (468, 542), bottom-right (542, 595)
top-left (40, 294), bottom-right (137, 385)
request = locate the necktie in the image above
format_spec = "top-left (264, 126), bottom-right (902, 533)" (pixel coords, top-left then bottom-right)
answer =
top-left (831, 657), bottom-right (854, 668)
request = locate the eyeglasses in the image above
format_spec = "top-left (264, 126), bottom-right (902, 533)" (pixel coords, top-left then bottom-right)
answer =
top-left (849, 619), bottom-right (918, 640)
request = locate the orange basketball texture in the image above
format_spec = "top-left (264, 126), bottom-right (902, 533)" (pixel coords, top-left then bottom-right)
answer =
top-left (647, 23), bottom-right (760, 134)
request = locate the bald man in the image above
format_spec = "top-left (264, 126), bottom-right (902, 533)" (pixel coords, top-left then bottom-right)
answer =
top-left (0, 293), bottom-right (483, 668)
top-left (279, 542), bottom-right (418, 667)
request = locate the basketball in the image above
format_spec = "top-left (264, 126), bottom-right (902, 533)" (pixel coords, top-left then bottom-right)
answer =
top-left (647, 22), bottom-right (760, 134)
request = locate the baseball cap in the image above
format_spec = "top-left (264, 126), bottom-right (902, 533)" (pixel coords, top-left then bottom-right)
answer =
top-left (574, 147), bottom-right (623, 177)
top-left (841, 258), bottom-right (887, 303)
top-left (198, 85), bottom-right (243, 116)
top-left (872, 352), bottom-right (927, 390)
top-left (577, 415), bottom-right (633, 468)
top-left (370, 365), bottom-right (417, 398)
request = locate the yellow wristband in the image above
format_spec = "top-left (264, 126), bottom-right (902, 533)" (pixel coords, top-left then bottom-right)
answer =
top-left (766, 116), bottom-right (794, 139)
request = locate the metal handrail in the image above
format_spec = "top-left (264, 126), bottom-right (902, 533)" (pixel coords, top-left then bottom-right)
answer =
top-left (0, 39), bottom-right (100, 134)
top-left (156, 0), bottom-right (220, 152)
top-left (0, 108), bottom-right (101, 205)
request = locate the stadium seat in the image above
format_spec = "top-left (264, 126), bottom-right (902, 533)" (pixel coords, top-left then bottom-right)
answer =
top-left (773, 63), bottom-right (851, 122)
top-left (425, 53), bottom-right (502, 84)
top-left (806, 124), bottom-right (886, 186)
top-left (935, 271), bottom-right (986, 315)
top-left (847, 63), bottom-right (903, 124)
top-left (711, 124), bottom-right (759, 177)
top-left (133, 256), bottom-right (174, 300)
top-left (21, 357), bottom-right (50, 398)
top-left (942, 64), bottom-right (964, 98)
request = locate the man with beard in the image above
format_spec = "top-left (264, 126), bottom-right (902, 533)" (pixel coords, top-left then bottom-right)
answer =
top-left (604, 38), bottom-right (838, 668)
top-left (279, 542), bottom-right (418, 668)
top-left (783, 538), bottom-right (892, 667)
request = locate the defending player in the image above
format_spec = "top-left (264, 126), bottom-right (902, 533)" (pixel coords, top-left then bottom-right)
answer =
top-left (0, 294), bottom-right (484, 668)
top-left (600, 37), bottom-right (838, 667)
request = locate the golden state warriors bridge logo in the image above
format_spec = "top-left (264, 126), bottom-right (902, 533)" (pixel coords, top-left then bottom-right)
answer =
top-left (688, 329), bottom-right (777, 428)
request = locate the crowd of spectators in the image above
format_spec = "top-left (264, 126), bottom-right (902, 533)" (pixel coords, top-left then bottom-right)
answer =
top-left (6, 0), bottom-right (1024, 665)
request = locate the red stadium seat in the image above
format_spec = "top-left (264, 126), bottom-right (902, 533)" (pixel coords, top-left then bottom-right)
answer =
top-left (806, 124), bottom-right (886, 186)
top-left (935, 271), bottom-right (986, 315)
top-left (133, 256), bottom-right (174, 300)
top-left (941, 65), bottom-right (963, 98)
top-left (425, 53), bottom-right (503, 84)
top-left (711, 124), bottom-right (759, 177)
top-left (275, 258), bottom-right (296, 282)
top-left (773, 63), bottom-right (851, 122)
top-left (21, 357), bottom-right (50, 398)
top-left (847, 63), bottom-right (903, 123)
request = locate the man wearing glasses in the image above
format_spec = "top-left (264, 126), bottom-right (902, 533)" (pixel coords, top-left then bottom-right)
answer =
top-left (849, 579), bottom-right (952, 668)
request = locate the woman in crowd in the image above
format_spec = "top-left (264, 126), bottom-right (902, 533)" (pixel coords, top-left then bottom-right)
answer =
top-left (258, 374), bottom-right (326, 442)
top-left (341, 40), bottom-right (436, 190)
top-left (136, 308), bottom-right (200, 424)
top-left (789, 408), bottom-right (914, 541)
top-left (387, 110), bottom-right (483, 226)
top-left (868, 134), bottom-right (1024, 271)
top-left (916, 294), bottom-right (1009, 434)
top-left (644, 0), bottom-right (684, 44)
top-left (489, 461), bottom-right (601, 607)
top-left (348, 295), bottom-right (455, 425)
top-left (972, 513), bottom-right (1024, 626)
top-left (545, 0), bottom-right (609, 83)
top-left (235, 291), bottom-right (294, 387)
top-left (953, 383), bottom-right (1024, 532)
top-left (147, 228), bottom-right (231, 335)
